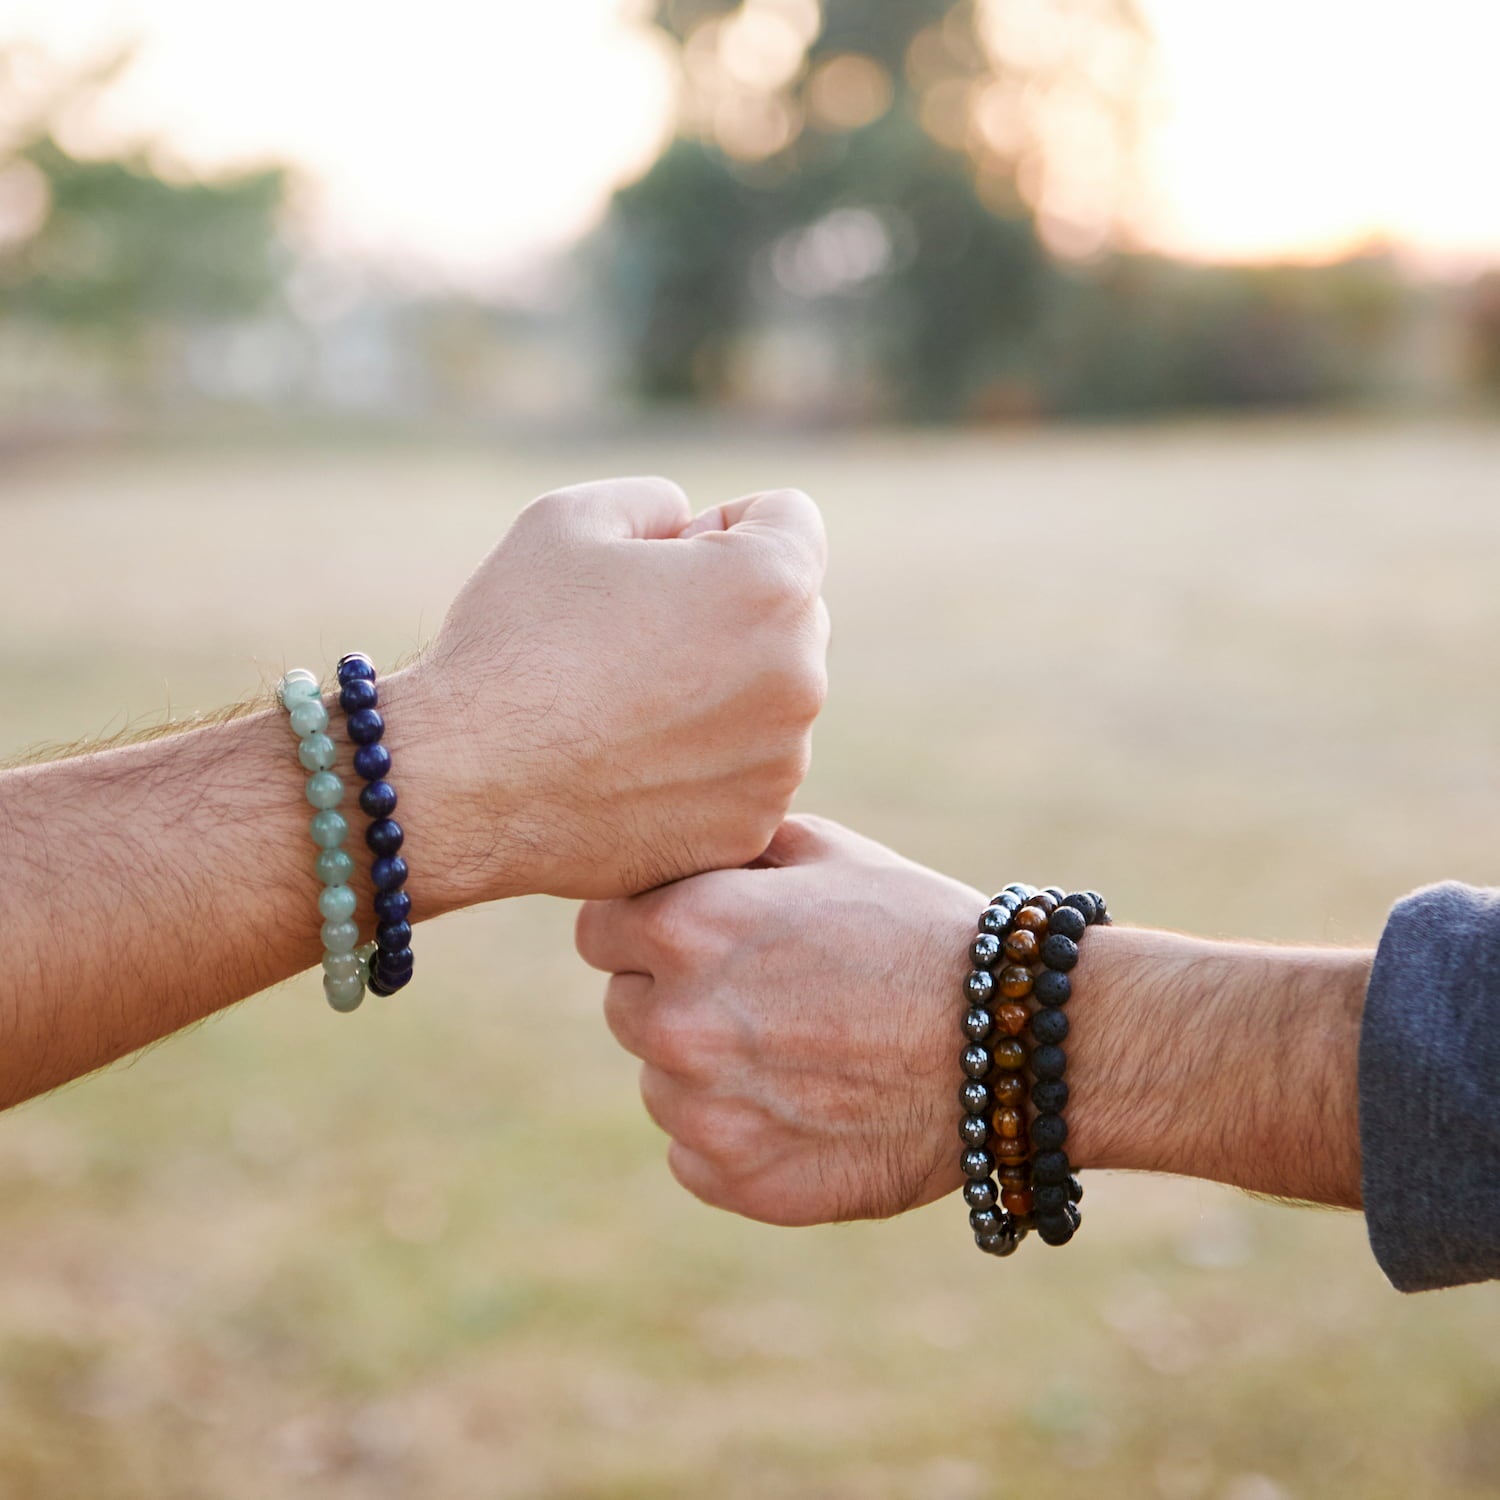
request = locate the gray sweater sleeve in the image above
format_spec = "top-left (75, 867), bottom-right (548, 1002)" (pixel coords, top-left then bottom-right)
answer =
top-left (1361, 882), bottom-right (1500, 1291)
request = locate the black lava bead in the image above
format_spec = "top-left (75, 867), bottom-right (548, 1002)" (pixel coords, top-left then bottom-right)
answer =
top-left (1033, 1149), bottom-right (1071, 1185)
top-left (1067, 1174), bottom-right (1085, 1203)
top-left (373, 889), bottom-right (411, 925)
top-left (970, 1207), bottom-right (1005, 1237)
top-left (961, 1148), bottom-right (996, 1181)
top-left (1036, 1212), bottom-right (1076, 1246)
top-left (1030, 1007), bottom-right (1069, 1046)
top-left (339, 677), bottom-right (378, 713)
top-left (336, 653), bottom-right (376, 684)
top-left (978, 905), bottom-right (1012, 936)
top-left (359, 779), bottom-right (398, 818)
top-left (962, 1007), bottom-right (994, 1043)
top-left (1060, 892), bottom-right (1097, 924)
top-left (346, 708), bottom-right (385, 746)
top-left (1086, 890), bottom-right (1107, 919)
top-left (1032, 1044), bottom-right (1067, 1080)
top-left (961, 1044), bottom-right (993, 1080)
top-left (1031, 1078), bottom-right (1069, 1114)
top-left (963, 1178), bottom-right (998, 1211)
top-left (376, 919), bottom-right (412, 952)
top-left (970, 932), bottom-right (1003, 970)
top-left (352, 743), bottom-right (392, 781)
top-left (1041, 934), bottom-right (1079, 971)
top-left (965, 969), bottom-right (996, 1005)
top-left (366, 817), bottom-right (405, 857)
top-left (1034, 970), bottom-right (1072, 1006)
top-left (1048, 905), bottom-right (1086, 942)
top-left (1032, 1112), bottom-right (1069, 1150)
top-left (959, 1079), bottom-right (991, 1116)
top-left (959, 1114), bottom-right (990, 1148)
top-left (1033, 1183), bottom-right (1069, 1214)
top-left (371, 855), bottom-right (409, 892)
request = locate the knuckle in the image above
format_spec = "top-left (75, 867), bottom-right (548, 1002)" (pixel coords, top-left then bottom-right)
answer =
top-left (640, 1005), bottom-right (720, 1077)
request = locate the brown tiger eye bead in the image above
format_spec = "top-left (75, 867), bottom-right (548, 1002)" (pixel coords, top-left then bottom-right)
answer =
top-left (990, 1038), bottom-right (1027, 1072)
top-left (991, 1074), bottom-right (1026, 1107)
top-left (995, 1001), bottom-right (1030, 1037)
top-left (1003, 928), bottom-right (1039, 964)
top-left (1012, 905), bottom-right (1050, 934)
top-left (1001, 1186), bottom-right (1034, 1218)
top-left (999, 965), bottom-right (1034, 999)
top-left (998, 1164), bottom-right (1029, 1188)
top-left (1030, 891), bottom-right (1060, 914)
top-left (992, 1107), bottom-right (1025, 1140)
top-left (995, 1135), bottom-right (1031, 1163)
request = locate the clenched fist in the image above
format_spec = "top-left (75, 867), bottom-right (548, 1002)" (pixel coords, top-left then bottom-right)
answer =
top-left (400, 476), bottom-right (829, 905)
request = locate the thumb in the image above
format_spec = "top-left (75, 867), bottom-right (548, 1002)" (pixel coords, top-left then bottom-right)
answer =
top-left (681, 488), bottom-right (827, 579)
top-left (749, 815), bottom-right (844, 870)
top-left (530, 476), bottom-right (693, 542)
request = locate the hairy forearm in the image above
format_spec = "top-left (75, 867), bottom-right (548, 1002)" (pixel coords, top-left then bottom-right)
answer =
top-left (1069, 927), bottom-right (1372, 1208)
top-left (0, 670), bottom-right (493, 1108)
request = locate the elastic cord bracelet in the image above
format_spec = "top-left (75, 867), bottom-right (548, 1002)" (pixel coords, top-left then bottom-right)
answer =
top-left (278, 668), bottom-right (375, 1013)
top-left (336, 654), bottom-right (413, 996)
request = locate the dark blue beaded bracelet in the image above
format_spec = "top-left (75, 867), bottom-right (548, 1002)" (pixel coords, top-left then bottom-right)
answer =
top-left (337, 655), bottom-right (414, 996)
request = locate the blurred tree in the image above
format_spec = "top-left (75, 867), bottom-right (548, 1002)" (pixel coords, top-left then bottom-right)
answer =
top-left (598, 0), bottom-right (1149, 417)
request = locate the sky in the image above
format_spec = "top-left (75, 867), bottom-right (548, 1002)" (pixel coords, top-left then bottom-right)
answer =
top-left (2, 0), bottom-right (1499, 285)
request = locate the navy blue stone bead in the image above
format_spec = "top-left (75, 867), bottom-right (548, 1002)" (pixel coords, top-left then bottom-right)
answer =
top-left (373, 889), bottom-right (411, 925)
top-left (959, 1080), bottom-right (992, 1116)
top-left (371, 855), bottom-right (409, 892)
top-left (1032, 1112), bottom-right (1068, 1150)
top-left (977, 905), bottom-right (1012, 936)
top-left (1032, 1149), bottom-right (1071, 1185)
top-left (378, 946), bottom-right (415, 974)
top-left (970, 932), bottom-right (1003, 970)
top-left (964, 969), bottom-right (996, 1006)
top-left (1033, 1183), bottom-right (1069, 1215)
top-left (1031, 1007), bottom-right (1069, 1046)
top-left (1041, 933), bottom-right (1079, 971)
top-left (960, 1114), bottom-right (990, 1148)
top-left (368, 975), bottom-right (394, 997)
top-left (359, 779), bottom-right (398, 818)
top-left (376, 919), bottom-right (412, 952)
top-left (1061, 892), bottom-right (1098, 924)
top-left (960, 1044), bottom-right (992, 1080)
top-left (366, 817), bottom-right (404, 857)
top-left (963, 1177), bottom-right (998, 1211)
top-left (339, 677), bottom-right (378, 713)
top-left (1032, 1044), bottom-right (1067, 1080)
top-left (337, 654), bottom-right (376, 685)
top-left (353, 743), bottom-right (392, 781)
top-left (1034, 970), bottom-right (1071, 1007)
top-left (1032, 1078), bottom-right (1070, 1114)
top-left (346, 708), bottom-right (385, 745)
top-left (378, 966), bottom-right (413, 993)
top-left (1048, 905), bottom-right (1087, 942)
top-left (961, 1007), bottom-right (994, 1043)
top-left (961, 1148), bottom-right (996, 1181)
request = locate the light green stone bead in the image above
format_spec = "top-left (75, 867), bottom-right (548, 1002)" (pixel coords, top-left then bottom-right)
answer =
top-left (305, 770), bottom-right (344, 810)
top-left (323, 950), bottom-right (362, 981)
top-left (356, 941), bottom-right (378, 977)
top-left (318, 884), bottom-right (357, 922)
top-left (310, 809), bottom-right (348, 849)
top-left (324, 973), bottom-right (365, 1012)
top-left (289, 699), bottom-right (329, 738)
top-left (321, 918), bottom-right (360, 954)
top-left (297, 733), bottom-right (337, 773)
top-left (277, 669), bottom-right (320, 708)
top-left (316, 848), bottom-right (355, 885)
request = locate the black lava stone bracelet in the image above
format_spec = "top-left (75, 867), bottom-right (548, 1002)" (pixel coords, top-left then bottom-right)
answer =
top-left (337, 653), bottom-right (413, 997)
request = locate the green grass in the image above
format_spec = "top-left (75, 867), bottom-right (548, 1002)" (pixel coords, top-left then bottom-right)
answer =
top-left (2, 417), bottom-right (1499, 1497)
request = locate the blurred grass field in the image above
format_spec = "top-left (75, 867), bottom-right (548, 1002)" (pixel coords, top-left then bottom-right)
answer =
top-left (2, 417), bottom-right (1500, 1499)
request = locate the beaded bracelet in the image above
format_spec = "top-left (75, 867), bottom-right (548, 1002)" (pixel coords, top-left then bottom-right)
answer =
top-left (336, 654), bottom-right (413, 996)
top-left (278, 668), bottom-right (375, 1013)
top-left (960, 883), bottom-right (1109, 1258)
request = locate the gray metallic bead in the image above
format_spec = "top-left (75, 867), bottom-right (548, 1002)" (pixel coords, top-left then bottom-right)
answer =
top-left (959, 1113), bottom-right (990, 1148)
top-left (961, 1007), bottom-right (994, 1043)
top-left (960, 1044), bottom-right (993, 1079)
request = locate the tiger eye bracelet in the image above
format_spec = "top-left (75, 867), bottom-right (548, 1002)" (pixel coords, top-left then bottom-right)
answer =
top-left (960, 883), bottom-right (1111, 1259)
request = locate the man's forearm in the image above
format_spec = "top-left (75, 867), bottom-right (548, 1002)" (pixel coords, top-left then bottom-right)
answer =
top-left (1072, 927), bottom-right (1372, 1208)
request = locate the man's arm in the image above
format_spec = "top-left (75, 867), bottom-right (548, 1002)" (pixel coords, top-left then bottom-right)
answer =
top-left (575, 817), bottom-right (1372, 1226)
top-left (2, 477), bottom-right (829, 1110)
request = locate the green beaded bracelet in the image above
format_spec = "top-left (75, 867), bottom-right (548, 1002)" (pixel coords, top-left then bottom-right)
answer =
top-left (278, 668), bottom-right (376, 1012)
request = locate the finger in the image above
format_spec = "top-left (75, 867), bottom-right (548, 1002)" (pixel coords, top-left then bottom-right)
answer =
top-left (637, 1062), bottom-right (685, 1138)
top-left (750, 814), bottom-right (845, 870)
top-left (575, 898), bottom-right (655, 976)
top-left (532, 475), bottom-right (693, 542)
top-left (602, 973), bottom-right (656, 1059)
top-left (666, 1141), bottom-right (738, 1214)
top-left (685, 487), bottom-right (827, 579)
